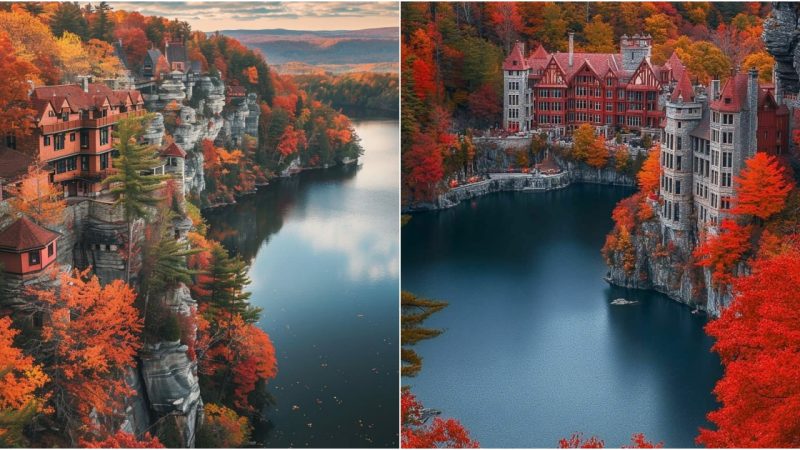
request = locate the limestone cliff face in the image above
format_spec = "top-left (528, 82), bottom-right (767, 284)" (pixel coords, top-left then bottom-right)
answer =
top-left (764, 3), bottom-right (800, 94)
top-left (603, 205), bottom-right (732, 316)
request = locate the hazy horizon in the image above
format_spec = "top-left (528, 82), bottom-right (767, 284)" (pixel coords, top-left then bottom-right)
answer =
top-left (111, 1), bottom-right (399, 32)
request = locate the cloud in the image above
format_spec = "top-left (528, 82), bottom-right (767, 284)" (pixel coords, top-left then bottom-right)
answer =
top-left (111, 2), bottom-right (398, 30)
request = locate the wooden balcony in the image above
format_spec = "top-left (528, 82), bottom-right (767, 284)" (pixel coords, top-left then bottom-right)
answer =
top-left (40, 109), bottom-right (148, 134)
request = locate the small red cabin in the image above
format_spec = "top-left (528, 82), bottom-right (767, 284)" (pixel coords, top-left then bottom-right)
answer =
top-left (0, 216), bottom-right (60, 275)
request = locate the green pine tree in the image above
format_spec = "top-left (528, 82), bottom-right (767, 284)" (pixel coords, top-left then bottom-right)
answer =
top-left (49, 2), bottom-right (88, 40)
top-left (90, 1), bottom-right (114, 42)
top-left (103, 114), bottom-right (170, 283)
top-left (401, 291), bottom-right (448, 377)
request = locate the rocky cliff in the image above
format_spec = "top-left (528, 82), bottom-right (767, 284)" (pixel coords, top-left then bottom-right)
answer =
top-left (764, 3), bottom-right (800, 94)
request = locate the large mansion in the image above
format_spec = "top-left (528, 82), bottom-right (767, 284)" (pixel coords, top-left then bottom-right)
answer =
top-left (502, 33), bottom-right (684, 136)
top-left (0, 79), bottom-right (146, 197)
top-left (659, 68), bottom-right (789, 233)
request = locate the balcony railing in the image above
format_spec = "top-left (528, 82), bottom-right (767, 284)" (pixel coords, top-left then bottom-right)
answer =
top-left (40, 109), bottom-right (147, 134)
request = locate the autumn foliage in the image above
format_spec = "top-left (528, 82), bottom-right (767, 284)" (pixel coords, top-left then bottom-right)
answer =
top-left (27, 268), bottom-right (142, 436)
top-left (637, 145), bottom-right (662, 196)
top-left (80, 431), bottom-right (164, 448)
top-left (6, 167), bottom-right (66, 227)
top-left (693, 219), bottom-right (752, 288)
top-left (732, 152), bottom-right (792, 221)
top-left (559, 432), bottom-right (663, 448)
top-left (401, 390), bottom-right (478, 448)
top-left (196, 403), bottom-right (252, 448)
top-left (698, 246), bottom-right (800, 448)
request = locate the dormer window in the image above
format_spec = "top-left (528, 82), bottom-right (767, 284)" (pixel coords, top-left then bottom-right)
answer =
top-left (62, 111), bottom-right (69, 122)
top-left (724, 98), bottom-right (731, 104)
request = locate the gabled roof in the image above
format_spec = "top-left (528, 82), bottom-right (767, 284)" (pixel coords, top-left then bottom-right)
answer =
top-left (160, 142), bottom-right (187, 158)
top-left (146, 49), bottom-right (162, 63)
top-left (0, 216), bottom-right (60, 252)
top-left (670, 70), bottom-right (695, 102)
top-left (31, 84), bottom-right (143, 117)
top-left (664, 51), bottom-right (685, 82)
top-left (551, 52), bottom-right (624, 82)
top-left (530, 44), bottom-right (549, 60)
top-left (503, 42), bottom-right (529, 71)
top-left (711, 73), bottom-right (749, 112)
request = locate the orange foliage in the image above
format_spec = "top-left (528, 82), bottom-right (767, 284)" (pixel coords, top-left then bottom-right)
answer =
top-left (6, 166), bottom-right (66, 227)
top-left (0, 317), bottom-right (49, 417)
top-left (637, 144), bottom-right (662, 195)
top-left (276, 125), bottom-right (306, 158)
top-left (243, 66), bottom-right (258, 84)
top-left (80, 431), bottom-right (164, 448)
top-left (200, 403), bottom-right (251, 447)
top-left (27, 268), bottom-right (142, 430)
top-left (693, 219), bottom-right (752, 288)
top-left (732, 152), bottom-right (792, 221)
top-left (698, 247), bottom-right (800, 447)
top-left (202, 314), bottom-right (277, 411)
top-left (402, 390), bottom-right (478, 448)
top-left (0, 31), bottom-right (37, 134)
top-left (585, 135), bottom-right (610, 169)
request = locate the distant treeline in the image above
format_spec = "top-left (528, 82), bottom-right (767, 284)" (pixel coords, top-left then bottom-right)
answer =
top-left (294, 72), bottom-right (399, 116)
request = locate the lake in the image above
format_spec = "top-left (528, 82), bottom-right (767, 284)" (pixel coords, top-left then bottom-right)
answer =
top-left (204, 119), bottom-right (399, 447)
top-left (401, 185), bottom-right (722, 448)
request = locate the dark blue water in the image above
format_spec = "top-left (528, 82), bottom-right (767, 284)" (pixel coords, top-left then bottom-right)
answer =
top-left (204, 120), bottom-right (399, 448)
top-left (401, 185), bottom-right (722, 448)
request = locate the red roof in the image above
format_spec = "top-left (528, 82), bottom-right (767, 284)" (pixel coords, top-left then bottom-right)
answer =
top-left (31, 83), bottom-right (143, 116)
top-left (503, 42), bottom-right (529, 71)
top-left (664, 51), bottom-right (685, 83)
top-left (160, 142), bottom-right (187, 158)
top-left (551, 52), bottom-right (626, 81)
top-left (530, 44), bottom-right (549, 60)
top-left (0, 216), bottom-right (60, 252)
top-left (670, 70), bottom-right (695, 102)
top-left (227, 85), bottom-right (247, 96)
top-left (711, 73), bottom-right (750, 112)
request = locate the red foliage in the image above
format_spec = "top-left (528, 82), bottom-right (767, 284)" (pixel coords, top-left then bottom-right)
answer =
top-left (114, 26), bottom-right (148, 70)
top-left (693, 219), bottom-right (752, 288)
top-left (401, 390), bottom-right (478, 448)
top-left (732, 152), bottom-right (793, 221)
top-left (467, 84), bottom-right (501, 125)
top-left (698, 247), bottom-right (800, 447)
top-left (80, 431), bottom-right (164, 448)
top-left (404, 131), bottom-right (444, 202)
top-left (0, 31), bottom-right (37, 134)
top-left (559, 433), bottom-right (663, 448)
top-left (276, 125), bottom-right (306, 157)
top-left (637, 144), bottom-right (662, 195)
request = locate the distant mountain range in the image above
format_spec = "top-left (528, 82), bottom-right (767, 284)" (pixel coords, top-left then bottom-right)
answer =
top-left (219, 27), bottom-right (398, 73)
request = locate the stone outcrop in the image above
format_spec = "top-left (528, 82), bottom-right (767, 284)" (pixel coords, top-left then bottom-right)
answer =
top-left (764, 3), bottom-right (800, 94)
top-left (604, 203), bottom-right (732, 316)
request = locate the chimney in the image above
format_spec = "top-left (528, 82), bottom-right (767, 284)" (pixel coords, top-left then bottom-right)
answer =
top-left (81, 76), bottom-right (89, 93)
top-left (568, 32), bottom-right (574, 67)
top-left (710, 79), bottom-right (720, 101)
top-left (773, 63), bottom-right (783, 105)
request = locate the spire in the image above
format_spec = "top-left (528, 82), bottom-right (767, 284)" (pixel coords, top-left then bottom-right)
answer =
top-left (670, 70), bottom-right (694, 103)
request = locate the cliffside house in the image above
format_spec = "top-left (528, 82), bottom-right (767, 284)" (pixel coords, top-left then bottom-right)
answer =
top-left (158, 142), bottom-right (188, 195)
top-left (165, 37), bottom-right (188, 73)
top-left (142, 48), bottom-right (163, 79)
top-left (0, 79), bottom-right (146, 198)
top-left (503, 33), bottom-right (684, 137)
top-left (226, 84), bottom-right (247, 103)
top-left (0, 216), bottom-right (60, 275)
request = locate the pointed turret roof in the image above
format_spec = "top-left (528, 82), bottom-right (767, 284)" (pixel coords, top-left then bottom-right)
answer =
top-left (670, 70), bottom-right (694, 102)
top-left (530, 44), bottom-right (549, 60)
top-left (503, 42), bottom-right (529, 71)
top-left (0, 217), bottom-right (60, 252)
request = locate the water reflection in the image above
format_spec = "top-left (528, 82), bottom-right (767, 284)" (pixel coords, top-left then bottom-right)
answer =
top-left (204, 120), bottom-right (399, 448)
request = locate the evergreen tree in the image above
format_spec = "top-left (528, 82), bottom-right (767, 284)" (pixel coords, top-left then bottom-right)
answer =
top-left (103, 114), bottom-right (169, 283)
top-left (401, 291), bottom-right (448, 377)
top-left (49, 2), bottom-right (88, 40)
top-left (200, 245), bottom-right (261, 324)
top-left (90, 1), bottom-right (114, 42)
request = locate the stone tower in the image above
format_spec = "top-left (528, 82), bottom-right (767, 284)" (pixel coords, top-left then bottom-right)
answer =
top-left (620, 34), bottom-right (652, 72)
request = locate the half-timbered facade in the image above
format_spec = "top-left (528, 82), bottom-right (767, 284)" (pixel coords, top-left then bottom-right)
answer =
top-left (503, 33), bottom-right (683, 137)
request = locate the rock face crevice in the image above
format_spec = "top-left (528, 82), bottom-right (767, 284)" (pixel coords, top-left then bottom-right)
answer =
top-left (764, 3), bottom-right (800, 94)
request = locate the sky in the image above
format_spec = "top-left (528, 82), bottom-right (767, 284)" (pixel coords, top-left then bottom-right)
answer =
top-left (112, 1), bottom-right (399, 32)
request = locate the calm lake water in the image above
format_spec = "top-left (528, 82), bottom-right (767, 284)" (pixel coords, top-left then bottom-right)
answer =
top-left (402, 185), bottom-right (723, 448)
top-left (204, 120), bottom-right (399, 448)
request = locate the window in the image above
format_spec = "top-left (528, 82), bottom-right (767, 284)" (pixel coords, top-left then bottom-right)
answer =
top-left (722, 152), bottom-right (732, 168)
top-left (5, 134), bottom-right (16, 149)
top-left (62, 111), bottom-right (69, 122)
top-left (675, 180), bottom-right (681, 194)
top-left (54, 133), bottom-right (65, 151)
top-left (80, 131), bottom-right (89, 149)
top-left (722, 172), bottom-right (731, 187)
top-left (722, 131), bottom-right (733, 144)
top-left (723, 114), bottom-right (733, 125)
top-left (674, 203), bottom-right (680, 222)
top-left (81, 155), bottom-right (89, 171)
top-left (676, 156), bottom-right (682, 171)
top-left (70, 132), bottom-right (76, 142)
top-left (47, 243), bottom-right (54, 257)
top-left (28, 250), bottom-right (40, 266)
top-left (721, 197), bottom-right (731, 210)
top-left (44, 135), bottom-right (51, 146)
top-left (100, 127), bottom-right (109, 145)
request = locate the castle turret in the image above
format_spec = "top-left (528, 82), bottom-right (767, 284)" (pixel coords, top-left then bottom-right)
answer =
top-left (621, 33), bottom-right (652, 71)
top-left (502, 41), bottom-right (532, 132)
